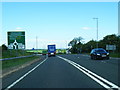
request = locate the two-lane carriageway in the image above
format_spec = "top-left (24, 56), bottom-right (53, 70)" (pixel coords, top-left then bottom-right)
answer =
top-left (2, 54), bottom-right (120, 89)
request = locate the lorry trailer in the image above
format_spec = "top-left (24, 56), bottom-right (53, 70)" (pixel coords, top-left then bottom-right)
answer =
top-left (48, 45), bottom-right (56, 57)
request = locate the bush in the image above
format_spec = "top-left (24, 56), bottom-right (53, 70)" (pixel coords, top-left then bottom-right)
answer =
top-left (1, 44), bottom-right (8, 51)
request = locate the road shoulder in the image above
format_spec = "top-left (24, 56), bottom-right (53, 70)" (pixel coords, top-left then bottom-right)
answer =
top-left (1, 55), bottom-right (46, 78)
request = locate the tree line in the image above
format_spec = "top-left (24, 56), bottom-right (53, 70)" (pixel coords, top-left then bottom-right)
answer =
top-left (0, 34), bottom-right (120, 54)
top-left (68, 34), bottom-right (120, 53)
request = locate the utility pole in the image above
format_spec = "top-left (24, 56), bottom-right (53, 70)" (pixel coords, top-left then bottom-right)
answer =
top-left (93, 18), bottom-right (99, 48)
top-left (66, 40), bottom-right (67, 49)
top-left (36, 36), bottom-right (38, 54)
top-left (66, 40), bottom-right (68, 54)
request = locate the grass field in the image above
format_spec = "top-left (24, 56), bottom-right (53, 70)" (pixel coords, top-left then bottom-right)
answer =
top-left (2, 56), bottom-right (40, 69)
top-left (26, 49), bottom-right (67, 54)
top-left (26, 50), bottom-right (43, 53)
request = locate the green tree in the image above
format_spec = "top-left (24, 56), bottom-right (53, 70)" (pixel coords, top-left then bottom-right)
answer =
top-left (68, 36), bottom-right (83, 53)
top-left (99, 34), bottom-right (119, 52)
top-left (82, 40), bottom-right (97, 53)
top-left (68, 34), bottom-right (120, 53)
top-left (102, 34), bottom-right (118, 45)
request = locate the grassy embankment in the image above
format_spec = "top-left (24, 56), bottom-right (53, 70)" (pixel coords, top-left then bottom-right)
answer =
top-left (1, 50), bottom-right (40, 70)
top-left (2, 56), bottom-right (40, 69)
top-left (109, 52), bottom-right (120, 58)
top-left (2, 50), bottom-right (32, 59)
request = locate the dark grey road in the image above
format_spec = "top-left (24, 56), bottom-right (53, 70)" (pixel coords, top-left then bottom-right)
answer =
top-left (2, 54), bottom-right (120, 89)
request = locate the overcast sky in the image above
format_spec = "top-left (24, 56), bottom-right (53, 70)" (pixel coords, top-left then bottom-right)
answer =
top-left (1, 2), bottom-right (118, 49)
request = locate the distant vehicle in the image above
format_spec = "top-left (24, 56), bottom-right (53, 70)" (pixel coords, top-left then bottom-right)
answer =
top-left (90, 48), bottom-right (109, 60)
top-left (48, 45), bottom-right (56, 57)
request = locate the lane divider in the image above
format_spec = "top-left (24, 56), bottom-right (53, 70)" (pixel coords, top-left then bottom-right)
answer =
top-left (5, 57), bottom-right (48, 89)
top-left (57, 56), bottom-right (120, 90)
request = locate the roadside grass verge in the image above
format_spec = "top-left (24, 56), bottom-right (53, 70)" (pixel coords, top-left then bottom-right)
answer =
top-left (109, 53), bottom-right (120, 58)
top-left (27, 49), bottom-right (67, 54)
top-left (26, 50), bottom-right (43, 54)
top-left (2, 56), bottom-right (40, 70)
top-left (2, 50), bottom-right (33, 59)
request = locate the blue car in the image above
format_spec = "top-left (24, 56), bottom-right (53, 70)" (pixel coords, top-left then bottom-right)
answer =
top-left (90, 48), bottom-right (109, 60)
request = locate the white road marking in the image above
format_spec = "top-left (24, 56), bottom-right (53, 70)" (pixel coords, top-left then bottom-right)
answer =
top-left (5, 57), bottom-right (48, 89)
top-left (57, 56), bottom-right (120, 89)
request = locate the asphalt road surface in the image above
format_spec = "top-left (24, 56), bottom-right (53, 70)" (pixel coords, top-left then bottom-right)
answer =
top-left (2, 54), bottom-right (120, 89)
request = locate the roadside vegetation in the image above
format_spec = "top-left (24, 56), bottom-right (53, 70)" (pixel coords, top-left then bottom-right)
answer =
top-left (109, 52), bottom-right (120, 58)
top-left (2, 50), bottom-right (33, 59)
top-left (56, 49), bottom-right (66, 54)
top-left (0, 45), bottom-right (40, 70)
top-left (68, 34), bottom-right (120, 58)
top-left (26, 49), bottom-right (66, 55)
top-left (26, 49), bottom-right (43, 54)
top-left (2, 56), bottom-right (40, 69)
top-left (0, 44), bottom-right (34, 59)
top-left (0, 45), bottom-right (66, 70)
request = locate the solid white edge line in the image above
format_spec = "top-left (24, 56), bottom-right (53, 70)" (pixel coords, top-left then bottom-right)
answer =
top-left (5, 57), bottom-right (48, 89)
top-left (57, 56), bottom-right (120, 89)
